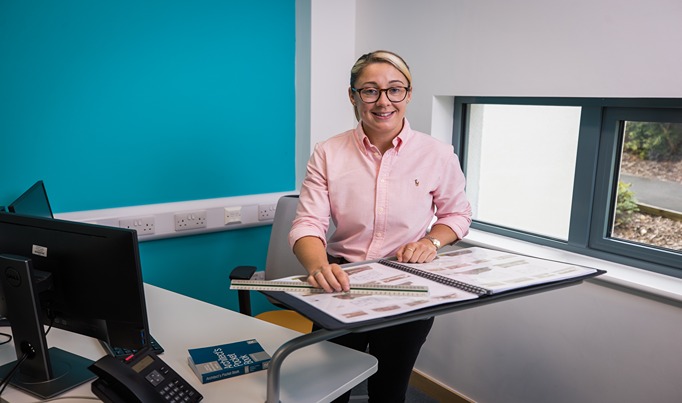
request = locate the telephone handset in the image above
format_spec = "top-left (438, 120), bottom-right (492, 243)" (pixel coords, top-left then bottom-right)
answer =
top-left (88, 348), bottom-right (203, 403)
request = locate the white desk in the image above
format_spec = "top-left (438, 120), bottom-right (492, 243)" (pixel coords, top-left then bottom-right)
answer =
top-left (0, 284), bottom-right (377, 403)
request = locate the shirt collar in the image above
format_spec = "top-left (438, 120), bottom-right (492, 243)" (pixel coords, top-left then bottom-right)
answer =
top-left (355, 118), bottom-right (413, 155)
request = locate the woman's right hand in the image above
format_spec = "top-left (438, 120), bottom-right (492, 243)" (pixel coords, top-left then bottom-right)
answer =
top-left (307, 263), bottom-right (350, 293)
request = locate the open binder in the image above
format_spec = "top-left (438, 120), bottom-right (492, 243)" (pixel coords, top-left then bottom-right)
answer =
top-left (261, 247), bottom-right (606, 330)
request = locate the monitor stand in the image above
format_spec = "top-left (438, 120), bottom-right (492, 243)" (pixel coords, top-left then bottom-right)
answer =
top-left (0, 254), bottom-right (96, 399)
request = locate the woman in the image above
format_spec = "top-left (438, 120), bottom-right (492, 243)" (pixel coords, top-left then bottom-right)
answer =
top-left (289, 50), bottom-right (471, 402)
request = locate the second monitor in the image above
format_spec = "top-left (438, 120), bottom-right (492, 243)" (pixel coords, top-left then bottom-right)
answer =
top-left (7, 180), bottom-right (54, 218)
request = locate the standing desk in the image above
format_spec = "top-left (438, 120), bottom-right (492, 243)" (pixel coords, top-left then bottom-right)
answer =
top-left (262, 269), bottom-right (604, 403)
top-left (0, 284), bottom-right (377, 403)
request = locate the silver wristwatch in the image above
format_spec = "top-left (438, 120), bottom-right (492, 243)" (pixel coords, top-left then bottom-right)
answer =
top-left (424, 235), bottom-right (441, 249)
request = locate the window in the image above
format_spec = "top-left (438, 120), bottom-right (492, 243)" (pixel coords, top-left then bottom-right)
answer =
top-left (465, 104), bottom-right (581, 240)
top-left (612, 120), bottom-right (682, 252)
top-left (454, 98), bottom-right (682, 277)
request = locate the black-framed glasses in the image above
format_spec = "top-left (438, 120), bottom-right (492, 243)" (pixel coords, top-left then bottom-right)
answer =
top-left (351, 86), bottom-right (411, 103)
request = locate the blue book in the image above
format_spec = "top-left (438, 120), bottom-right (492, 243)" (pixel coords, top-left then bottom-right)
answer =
top-left (187, 339), bottom-right (271, 384)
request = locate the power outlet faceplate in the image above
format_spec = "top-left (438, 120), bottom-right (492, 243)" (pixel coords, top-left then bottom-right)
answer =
top-left (119, 216), bottom-right (156, 235)
top-left (174, 211), bottom-right (207, 231)
top-left (224, 206), bottom-right (242, 225)
top-left (258, 204), bottom-right (276, 221)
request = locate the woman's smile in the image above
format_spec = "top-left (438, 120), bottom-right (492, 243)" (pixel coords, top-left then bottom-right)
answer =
top-left (372, 110), bottom-right (396, 119)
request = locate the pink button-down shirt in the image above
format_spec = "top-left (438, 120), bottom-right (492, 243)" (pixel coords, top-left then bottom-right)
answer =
top-left (289, 119), bottom-right (471, 263)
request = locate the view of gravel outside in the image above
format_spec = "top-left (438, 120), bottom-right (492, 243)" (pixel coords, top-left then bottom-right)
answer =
top-left (613, 153), bottom-right (682, 251)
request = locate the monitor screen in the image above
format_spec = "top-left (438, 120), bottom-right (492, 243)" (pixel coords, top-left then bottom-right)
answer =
top-left (0, 212), bottom-right (150, 398)
top-left (8, 180), bottom-right (54, 218)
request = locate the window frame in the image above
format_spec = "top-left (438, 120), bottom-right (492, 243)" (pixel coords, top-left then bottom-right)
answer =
top-left (453, 97), bottom-right (682, 279)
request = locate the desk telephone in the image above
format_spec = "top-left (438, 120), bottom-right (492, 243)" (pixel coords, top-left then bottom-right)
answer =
top-left (89, 348), bottom-right (203, 403)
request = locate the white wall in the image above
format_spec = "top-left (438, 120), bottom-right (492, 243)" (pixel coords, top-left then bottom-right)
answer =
top-left (307, 1), bottom-right (682, 402)
top-left (296, 0), bottom-right (357, 187)
top-left (356, 0), bottom-right (682, 133)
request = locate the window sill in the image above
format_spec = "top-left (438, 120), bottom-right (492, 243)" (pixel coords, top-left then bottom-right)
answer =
top-left (459, 229), bottom-right (682, 304)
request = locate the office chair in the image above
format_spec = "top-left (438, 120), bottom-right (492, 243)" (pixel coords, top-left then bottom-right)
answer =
top-left (230, 196), bottom-right (369, 400)
top-left (229, 195), bottom-right (313, 333)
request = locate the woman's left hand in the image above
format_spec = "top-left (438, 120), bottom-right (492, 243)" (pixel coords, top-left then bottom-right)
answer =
top-left (396, 240), bottom-right (437, 263)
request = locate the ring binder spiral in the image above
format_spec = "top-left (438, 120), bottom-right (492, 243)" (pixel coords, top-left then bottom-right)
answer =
top-left (377, 259), bottom-right (491, 296)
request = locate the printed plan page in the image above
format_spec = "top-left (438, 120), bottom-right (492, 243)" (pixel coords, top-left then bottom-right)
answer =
top-left (283, 261), bottom-right (479, 324)
top-left (399, 247), bottom-right (597, 294)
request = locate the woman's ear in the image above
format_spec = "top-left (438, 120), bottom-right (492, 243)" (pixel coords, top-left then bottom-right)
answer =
top-left (349, 87), bottom-right (360, 121)
top-left (348, 87), bottom-right (356, 105)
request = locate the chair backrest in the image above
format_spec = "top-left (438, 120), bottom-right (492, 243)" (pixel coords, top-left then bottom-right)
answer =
top-left (264, 195), bottom-right (306, 280)
top-left (264, 195), bottom-right (335, 280)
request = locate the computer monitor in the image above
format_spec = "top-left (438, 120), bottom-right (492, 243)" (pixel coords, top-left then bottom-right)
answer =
top-left (8, 180), bottom-right (54, 218)
top-left (0, 212), bottom-right (150, 398)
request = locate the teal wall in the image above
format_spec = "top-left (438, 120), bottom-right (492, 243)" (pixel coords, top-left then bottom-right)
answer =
top-left (0, 1), bottom-right (295, 314)
top-left (138, 226), bottom-right (275, 313)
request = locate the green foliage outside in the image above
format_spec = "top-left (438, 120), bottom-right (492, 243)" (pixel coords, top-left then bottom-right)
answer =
top-left (615, 181), bottom-right (639, 226)
top-left (623, 122), bottom-right (682, 161)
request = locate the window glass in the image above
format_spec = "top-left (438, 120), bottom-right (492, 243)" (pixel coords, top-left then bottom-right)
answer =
top-left (456, 97), bottom-right (682, 275)
top-left (465, 104), bottom-right (581, 240)
top-left (612, 121), bottom-right (682, 251)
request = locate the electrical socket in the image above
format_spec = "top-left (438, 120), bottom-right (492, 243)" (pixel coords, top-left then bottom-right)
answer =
top-left (174, 210), bottom-right (207, 231)
top-left (224, 206), bottom-right (242, 225)
top-left (119, 216), bottom-right (156, 236)
top-left (258, 203), bottom-right (276, 221)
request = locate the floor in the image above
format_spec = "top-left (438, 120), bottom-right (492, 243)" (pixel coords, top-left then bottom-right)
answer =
top-left (349, 380), bottom-right (439, 403)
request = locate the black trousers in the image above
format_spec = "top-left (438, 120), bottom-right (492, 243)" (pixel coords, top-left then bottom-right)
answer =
top-left (324, 255), bottom-right (435, 402)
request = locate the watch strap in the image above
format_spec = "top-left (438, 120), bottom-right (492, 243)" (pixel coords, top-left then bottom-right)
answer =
top-left (424, 235), bottom-right (441, 249)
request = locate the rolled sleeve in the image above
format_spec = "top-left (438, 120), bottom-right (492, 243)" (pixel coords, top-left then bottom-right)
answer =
top-left (432, 152), bottom-right (472, 240)
top-left (288, 143), bottom-right (332, 249)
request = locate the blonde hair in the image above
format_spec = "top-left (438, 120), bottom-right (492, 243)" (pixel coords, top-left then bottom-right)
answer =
top-left (350, 50), bottom-right (412, 88)
top-left (350, 50), bottom-right (412, 120)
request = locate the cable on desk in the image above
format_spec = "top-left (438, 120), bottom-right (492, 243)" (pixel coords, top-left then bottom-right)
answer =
top-left (34, 396), bottom-right (101, 402)
top-left (0, 333), bottom-right (11, 346)
top-left (0, 352), bottom-right (29, 396)
top-left (0, 320), bottom-right (53, 396)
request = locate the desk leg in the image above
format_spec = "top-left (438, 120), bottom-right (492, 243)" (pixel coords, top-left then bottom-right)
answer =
top-left (266, 329), bottom-right (350, 403)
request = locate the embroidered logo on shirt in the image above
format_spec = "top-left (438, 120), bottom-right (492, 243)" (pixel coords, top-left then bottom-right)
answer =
top-left (414, 179), bottom-right (420, 187)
